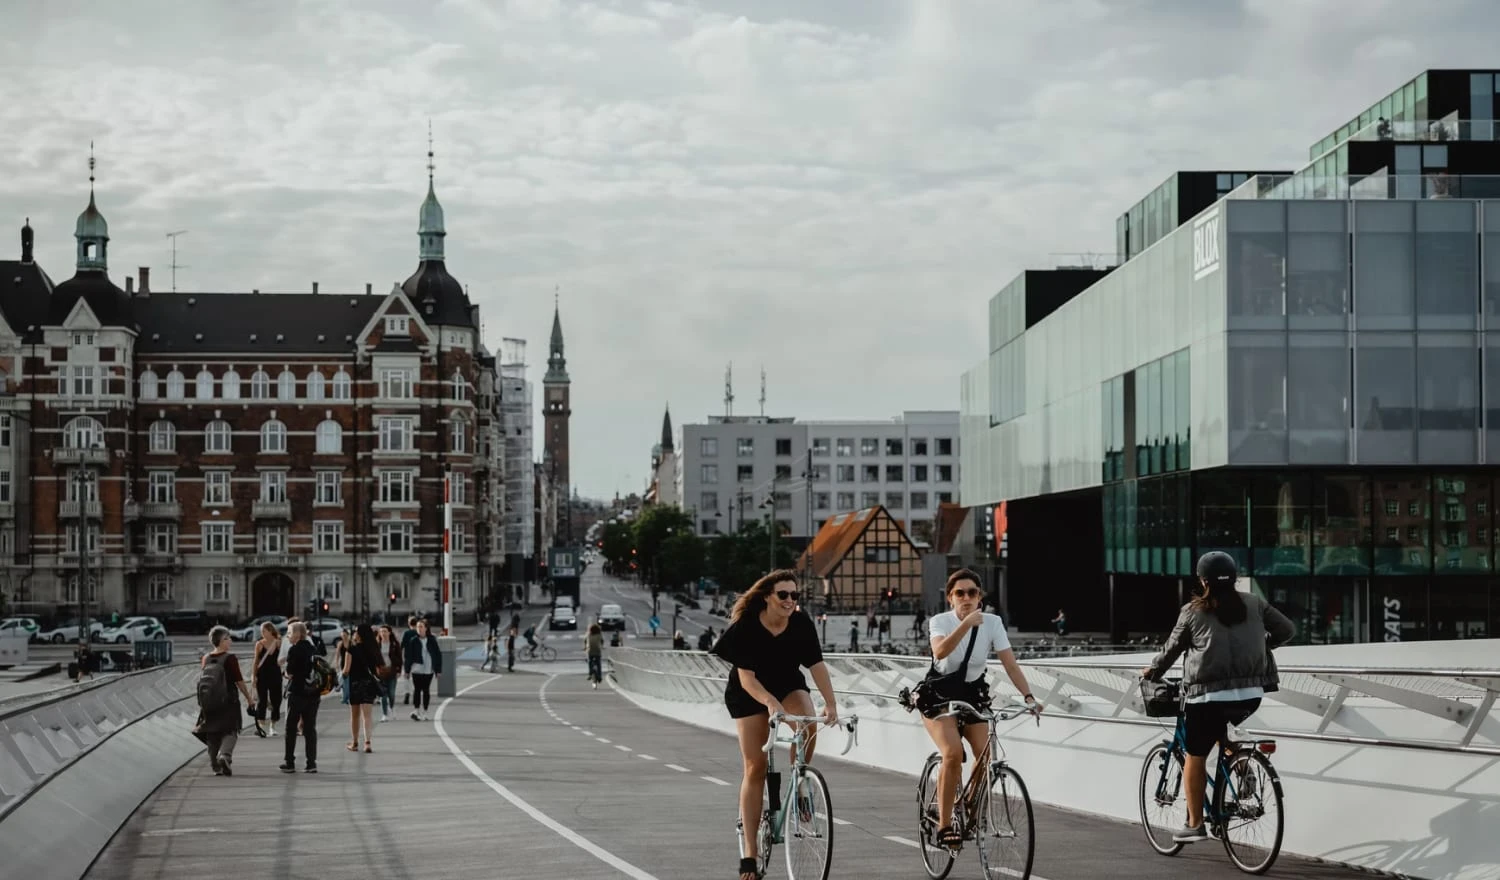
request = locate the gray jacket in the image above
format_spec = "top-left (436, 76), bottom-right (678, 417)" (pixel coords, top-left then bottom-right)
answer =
top-left (1146, 591), bottom-right (1296, 698)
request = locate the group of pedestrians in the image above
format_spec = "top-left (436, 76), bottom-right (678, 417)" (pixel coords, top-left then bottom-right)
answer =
top-left (191, 614), bottom-right (445, 777)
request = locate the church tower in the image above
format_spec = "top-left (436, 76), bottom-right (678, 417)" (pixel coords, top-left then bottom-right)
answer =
top-left (542, 297), bottom-right (571, 538)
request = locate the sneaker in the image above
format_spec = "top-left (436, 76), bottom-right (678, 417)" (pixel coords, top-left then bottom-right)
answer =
top-left (269, 725), bottom-right (279, 737)
top-left (220, 755), bottom-right (233, 777)
top-left (305, 763), bottom-right (318, 774)
top-left (280, 761), bottom-right (295, 774)
top-left (1172, 824), bottom-right (1208, 843)
top-left (381, 713), bottom-right (389, 723)
top-left (210, 758), bottom-right (223, 775)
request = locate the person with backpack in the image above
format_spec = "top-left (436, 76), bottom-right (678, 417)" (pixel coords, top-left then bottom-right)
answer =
top-left (193, 626), bottom-right (256, 778)
top-left (281, 621), bottom-right (322, 774)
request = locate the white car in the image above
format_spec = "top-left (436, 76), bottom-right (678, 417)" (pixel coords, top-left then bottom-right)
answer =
top-left (34, 618), bottom-right (104, 643)
top-left (0, 617), bottom-right (40, 640)
top-left (230, 615), bottom-right (288, 642)
top-left (307, 618), bottom-right (343, 648)
top-left (99, 616), bottom-right (166, 644)
top-left (597, 604), bottom-right (626, 631)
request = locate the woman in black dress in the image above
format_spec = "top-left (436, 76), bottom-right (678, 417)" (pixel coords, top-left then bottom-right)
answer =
top-left (343, 623), bottom-right (381, 753)
top-left (710, 569), bottom-right (837, 880)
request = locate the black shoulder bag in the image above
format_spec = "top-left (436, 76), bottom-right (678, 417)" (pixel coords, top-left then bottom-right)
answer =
top-left (912, 627), bottom-right (980, 714)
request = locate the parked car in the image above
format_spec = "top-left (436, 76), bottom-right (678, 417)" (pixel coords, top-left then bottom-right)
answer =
top-left (34, 617), bottom-right (104, 643)
top-left (163, 610), bottom-right (216, 635)
top-left (230, 615), bottom-right (288, 641)
top-left (597, 604), bottom-right (626, 631)
top-left (0, 617), bottom-right (41, 640)
top-left (99, 616), bottom-right (166, 644)
top-left (549, 605), bottom-right (578, 630)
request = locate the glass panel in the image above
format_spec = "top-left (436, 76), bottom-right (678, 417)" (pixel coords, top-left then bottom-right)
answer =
top-left (1416, 334), bottom-right (1480, 462)
top-left (1141, 477), bottom-right (1161, 575)
top-left (1372, 477), bottom-right (1431, 575)
top-left (1196, 471), bottom-right (1250, 573)
top-left (1355, 333), bottom-right (1416, 463)
top-left (1488, 338), bottom-right (1500, 459)
top-left (1423, 145), bottom-right (1448, 168)
top-left (1228, 333), bottom-right (1287, 464)
top-left (1287, 201), bottom-right (1349, 329)
top-left (1227, 201), bottom-right (1286, 329)
top-left (1483, 203), bottom-right (1500, 329)
top-left (1162, 354), bottom-right (1177, 472)
top-left (1415, 200), bottom-right (1477, 329)
top-left (1432, 475), bottom-right (1492, 574)
top-left (1373, 579), bottom-right (1429, 640)
top-left (1101, 379), bottom-right (1114, 483)
top-left (1403, 81), bottom-right (1416, 121)
top-left (1254, 473), bottom-right (1310, 576)
top-left (1135, 369), bottom-right (1148, 478)
top-left (1392, 86), bottom-right (1406, 121)
top-left (1175, 349), bottom-right (1190, 470)
top-left (1430, 580), bottom-right (1490, 639)
top-left (1266, 579), bottom-right (1361, 645)
top-left (1123, 479), bottom-right (1138, 574)
top-left (1313, 474), bottom-right (1370, 574)
top-left (1146, 358), bottom-right (1162, 475)
top-left (1354, 202), bottom-right (1415, 330)
top-left (1288, 333), bottom-right (1350, 463)
top-left (1113, 376), bottom-right (1126, 481)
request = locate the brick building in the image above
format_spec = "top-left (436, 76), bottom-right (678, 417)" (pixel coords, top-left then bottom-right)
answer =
top-left (0, 160), bottom-right (507, 623)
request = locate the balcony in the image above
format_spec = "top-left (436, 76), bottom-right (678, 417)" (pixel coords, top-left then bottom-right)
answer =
top-left (239, 554), bottom-right (305, 569)
top-left (59, 500), bottom-right (103, 519)
top-left (53, 447), bottom-right (110, 466)
top-left (139, 552), bottom-right (184, 571)
top-left (125, 501), bottom-right (182, 520)
top-left (252, 500), bottom-right (292, 520)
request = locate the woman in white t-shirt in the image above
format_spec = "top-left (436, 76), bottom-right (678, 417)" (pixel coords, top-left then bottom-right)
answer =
top-left (922, 568), bottom-right (1040, 850)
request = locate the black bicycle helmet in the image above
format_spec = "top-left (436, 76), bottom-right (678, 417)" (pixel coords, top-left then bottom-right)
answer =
top-left (1195, 550), bottom-right (1239, 584)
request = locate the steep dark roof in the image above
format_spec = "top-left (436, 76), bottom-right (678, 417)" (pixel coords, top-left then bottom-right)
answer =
top-left (401, 260), bottom-right (474, 327)
top-left (134, 292), bottom-right (383, 354)
top-left (50, 270), bottom-right (133, 327)
top-left (0, 260), bottom-right (56, 336)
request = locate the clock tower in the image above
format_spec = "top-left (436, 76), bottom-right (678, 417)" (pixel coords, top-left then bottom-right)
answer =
top-left (543, 299), bottom-right (571, 540)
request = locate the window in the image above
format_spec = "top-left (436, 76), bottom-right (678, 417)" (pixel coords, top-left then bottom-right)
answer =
top-left (451, 419), bottom-right (467, 453)
top-left (148, 471), bottom-right (175, 503)
top-left (861, 465), bottom-right (879, 483)
top-left (885, 464), bottom-right (903, 482)
top-left (811, 464), bottom-right (830, 481)
top-left (260, 471), bottom-right (286, 502)
top-left (700, 464), bottom-right (718, 483)
top-left (66, 524), bottom-right (100, 554)
top-left (305, 370), bottom-right (325, 401)
top-left (65, 416), bottom-right (103, 449)
top-left (836, 464), bottom-right (854, 482)
top-left (195, 369), bottom-right (214, 399)
top-left (911, 438), bottom-right (928, 456)
top-left (379, 417), bottom-right (413, 452)
top-left (64, 365), bottom-right (96, 397)
top-left (0, 470), bottom-right (9, 503)
top-left (451, 370), bottom-right (466, 401)
top-left (278, 370), bottom-right (296, 401)
top-left (936, 464), bottom-right (954, 482)
top-left (221, 369), bottom-right (241, 399)
top-left (206, 574), bottom-right (230, 603)
top-left (864, 546), bottom-right (899, 563)
top-left (936, 438), bottom-right (953, 455)
top-left (700, 437), bottom-right (718, 456)
top-left (380, 521), bottom-right (414, 553)
top-left (835, 438), bottom-right (854, 457)
top-left (65, 576), bottom-right (98, 603)
top-left (203, 471), bottom-right (230, 505)
top-left (775, 464), bottom-right (792, 481)
top-left (148, 574), bottom-right (173, 602)
top-left (381, 369), bottom-right (414, 400)
top-left (885, 492), bottom-right (904, 509)
top-left (259, 527), bottom-right (287, 554)
top-left (67, 470), bottom-right (99, 502)
top-left (148, 420), bottom-right (175, 453)
top-left (250, 370), bottom-right (270, 399)
top-left (860, 438), bottom-right (878, 455)
top-left (700, 491), bottom-right (719, 511)
top-left (315, 420), bottom-right (342, 454)
top-left (260, 419), bottom-right (287, 453)
top-left (937, 491), bottom-right (954, 504)
top-left (911, 465), bottom-right (928, 482)
top-left (316, 471), bottom-right (342, 504)
top-left (385, 316), bottom-right (410, 336)
top-left (811, 438), bottom-right (829, 457)
top-left (146, 524), bottom-right (176, 554)
top-left (886, 438), bottom-right (903, 455)
top-left (453, 573), bottom-right (468, 601)
top-left (737, 438), bottom-right (753, 456)
top-left (700, 519), bottom-right (719, 535)
top-left (1355, 201), bottom-right (1415, 330)
top-left (910, 491), bottom-right (930, 510)
top-left (774, 492), bottom-right (791, 511)
top-left (737, 464), bottom-right (753, 483)
top-left (202, 522), bottom-right (233, 553)
top-left (775, 438), bottom-right (792, 456)
top-left (331, 370), bottom-right (352, 400)
top-left (450, 472), bottom-right (467, 505)
top-left (387, 573), bottom-right (410, 600)
top-left (314, 522), bottom-right (344, 553)
top-left (316, 572), bottom-right (342, 601)
top-left (0, 416), bottom-right (7, 449)
top-left (139, 369), bottom-right (159, 399)
top-left (861, 491), bottom-right (879, 507)
top-left (814, 492), bottom-right (830, 510)
top-left (836, 492), bottom-right (855, 510)
top-left (166, 369), bottom-right (185, 399)
top-left (204, 420), bottom-right (232, 453)
top-left (72, 332), bottom-right (95, 346)
top-left (452, 522), bottom-right (468, 552)
top-left (380, 470), bottom-right (415, 503)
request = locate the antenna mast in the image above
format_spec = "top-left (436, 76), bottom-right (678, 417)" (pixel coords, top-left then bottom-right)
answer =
top-left (165, 230), bottom-right (189, 292)
top-left (759, 368), bottom-right (766, 417)
top-left (724, 363), bottom-right (734, 418)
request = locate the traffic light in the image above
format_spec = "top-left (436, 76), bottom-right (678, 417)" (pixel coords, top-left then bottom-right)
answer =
top-left (389, 592), bottom-right (397, 604)
top-left (320, 600), bottom-right (330, 615)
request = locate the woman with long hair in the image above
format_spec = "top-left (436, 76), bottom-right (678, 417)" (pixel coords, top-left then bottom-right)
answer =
top-left (1142, 551), bottom-right (1297, 843)
top-left (375, 625), bottom-right (403, 722)
top-left (250, 621), bottom-right (283, 737)
top-left (710, 569), bottom-right (836, 880)
top-left (343, 623), bottom-right (381, 752)
top-left (919, 569), bottom-right (1039, 850)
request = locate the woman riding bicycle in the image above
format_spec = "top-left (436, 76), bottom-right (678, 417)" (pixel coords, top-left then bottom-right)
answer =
top-left (710, 569), bottom-right (836, 880)
top-left (920, 568), bottom-right (1039, 850)
top-left (1140, 551), bottom-right (1296, 844)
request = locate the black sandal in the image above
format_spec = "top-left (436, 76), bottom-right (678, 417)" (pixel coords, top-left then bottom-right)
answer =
top-left (937, 825), bottom-right (963, 849)
top-left (738, 856), bottom-right (760, 879)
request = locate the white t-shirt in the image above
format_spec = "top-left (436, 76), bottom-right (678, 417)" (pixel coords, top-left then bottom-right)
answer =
top-left (928, 611), bottom-right (1011, 683)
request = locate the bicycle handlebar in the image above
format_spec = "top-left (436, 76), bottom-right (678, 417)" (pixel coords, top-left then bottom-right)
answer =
top-left (933, 697), bottom-right (1041, 726)
top-left (761, 711), bottom-right (861, 755)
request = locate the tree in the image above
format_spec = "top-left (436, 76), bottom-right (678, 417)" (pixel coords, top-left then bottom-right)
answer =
top-left (658, 531), bottom-right (706, 590)
top-left (601, 520), bottom-right (635, 574)
top-left (707, 518), bottom-right (799, 597)
top-left (632, 505), bottom-right (694, 586)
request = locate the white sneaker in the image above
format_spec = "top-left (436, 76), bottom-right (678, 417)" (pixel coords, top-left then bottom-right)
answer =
top-left (381, 713), bottom-right (389, 723)
top-left (269, 725), bottom-right (278, 737)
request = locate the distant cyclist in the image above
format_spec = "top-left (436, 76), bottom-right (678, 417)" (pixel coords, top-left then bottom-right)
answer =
top-left (1140, 551), bottom-right (1296, 844)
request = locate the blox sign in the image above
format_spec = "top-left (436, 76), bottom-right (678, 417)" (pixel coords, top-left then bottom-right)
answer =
top-left (1192, 207), bottom-right (1221, 281)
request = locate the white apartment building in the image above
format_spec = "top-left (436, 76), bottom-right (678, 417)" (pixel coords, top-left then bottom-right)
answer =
top-left (681, 411), bottom-right (960, 544)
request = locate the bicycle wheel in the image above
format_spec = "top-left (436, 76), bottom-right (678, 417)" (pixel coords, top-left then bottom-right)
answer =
top-left (977, 764), bottom-right (1034, 880)
top-left (916, 753), bottom-right (956, 879)
top-left (1215, 749), bottom-right (1284, 874)
top-left (1138, 743), bottom-right (1186, 856)
top-left (784, 765), bottom-right (834, 880)
top-left (540, 645), bottom-right (557, 662)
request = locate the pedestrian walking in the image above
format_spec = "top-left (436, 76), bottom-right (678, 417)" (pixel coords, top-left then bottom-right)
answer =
top-left (488, 609), bottom-right (500, 637)
top-left (848, 620), bottom-right (859, 652)
top-left (344, 624), bottom-right (381, 752)
top-left (251, 622), bottom-right (283, 737)
top-left (280, 621), bottom-right (320, 774)
top-left (585, 622), bottom-right (604, 688)
top-left (375, 625), bottom-right (402, 722)
top-left (400, 615), bottom-right (420, 705)
top-left (192, 625), bottom-right (255, 777)
top-left (335, 627), bottom-right (353, 705)
top-left (482, 633), bottom-right (501, 672)
top-left (506, 623), bottom-right (518, 672)
top-left (404, 619), bottom-right (442, 721)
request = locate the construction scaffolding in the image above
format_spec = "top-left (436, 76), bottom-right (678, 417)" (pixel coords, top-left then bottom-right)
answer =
top-left (500, 338), bottom-right (535, 580)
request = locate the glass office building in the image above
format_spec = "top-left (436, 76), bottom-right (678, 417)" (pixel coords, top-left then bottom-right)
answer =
top-left (960, 69), bottom-right (1500, 644)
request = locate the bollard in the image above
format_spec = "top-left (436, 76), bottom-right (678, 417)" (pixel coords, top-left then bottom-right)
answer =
top-left (436, 635), bottom-right (458, 698)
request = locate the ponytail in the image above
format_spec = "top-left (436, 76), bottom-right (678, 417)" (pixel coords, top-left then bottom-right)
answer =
top-left (1191, 581), bottom-right (1248, 627)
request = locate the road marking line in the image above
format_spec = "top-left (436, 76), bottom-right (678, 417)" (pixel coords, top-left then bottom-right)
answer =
top-left (831, 817), bottom-right (851, 826)
top-left (665, 764), bottom-right (691, 773)
top-left (636, 754), bottom-right (657, 761)
top-left (435, 677), bottom-right (662, 880)
top-left (615, 744), bottom-right (632, 752)
top-left (596, 738), bottom-right (611, 744)
top-left (883, 835), bottom-right (919, 848)
top-left (700, 775), bottom-right (731, 786)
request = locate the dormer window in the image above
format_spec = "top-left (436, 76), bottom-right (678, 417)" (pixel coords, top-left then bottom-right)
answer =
top-left (72, 332), bottom-right (95, 346)
top-left (386, 316), bottom-right (410, 336)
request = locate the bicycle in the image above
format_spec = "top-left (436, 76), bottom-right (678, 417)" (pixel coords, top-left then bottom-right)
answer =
top-left (736, 711), bottom-right (860, 880)
top-left (1137, 678), bottom-right (1285, 874)
top-left (518, 640), bottom-right (556, 663)
top-left (901, 693), bottom-right (1039, 880)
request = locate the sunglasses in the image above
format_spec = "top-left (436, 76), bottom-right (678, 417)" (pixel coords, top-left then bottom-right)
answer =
top-left (950, 588), bottom-right (982, 599)
top-left (773, 589), bottom-right (801, 602)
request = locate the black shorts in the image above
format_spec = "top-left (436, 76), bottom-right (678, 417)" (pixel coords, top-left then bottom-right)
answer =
top-left (726, 677), bottom-right (809, 719)
top-left (1183, 698), bottom-right (1261, 757)
top-left (917, 677), bottom-right (991, 721)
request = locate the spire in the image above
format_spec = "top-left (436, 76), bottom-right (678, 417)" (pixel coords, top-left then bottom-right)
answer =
top-left (75, 142), bottom-right (109, 272)
top-left (545, 288), bottom-right (569, 383)
top-left (418, 120), bottom-right (446, 261)
top-left (661, 405), bottom-right (674, 453)
top-left (21, 217), bottom-right (33, 264)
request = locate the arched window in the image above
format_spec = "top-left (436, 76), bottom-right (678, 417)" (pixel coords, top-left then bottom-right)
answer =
top-left (65, 416), bottom-right (103, 448)
top-left (306, 370), bottom-right (325, 401)
top-left (278, 369), bottom-right (296, 401)
top-left (204, 420), bottom-right (232, 453)
top-left (315, 420), bottom-right (342, 454)
top-left (165, 370), bottom-right (185, 400)
top-left (148, 420), bottom-right (175, 453)
top-left (451, 370), bottom-right (466, 401)
top-left (221, 369), bottom-right (241, 400)
top-left (331, 369), bottom-right (352, 401)
top-left (139, 370), bottom-right (159, 400)
top-left (260, 419), bottom-right (287, 453)
top-left (195, 369), bottom-right (214, 400)
top-left (250, 370), bottom-right (270, 399)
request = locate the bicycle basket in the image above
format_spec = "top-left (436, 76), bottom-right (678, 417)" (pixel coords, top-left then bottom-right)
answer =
top-left (1139, 679), bottom-right (1181, 718)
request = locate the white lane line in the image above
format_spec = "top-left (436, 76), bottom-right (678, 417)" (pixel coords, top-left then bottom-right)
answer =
top-left (615, 744), bottom-right (632, 752)
top-left (831, 817), bottom-right (851, 826)
top-left (435, 675), bottom-right (662, 880)
top-left (883, 835), bottom-right (919, 849)
top-left (596, 738), bottom-right (612, 744)
top-left (665, 764), bottom-right (691, 773)
top-left (636, 754), bottom-right (657, 761)
top-left (700, 775), bottom-right (732, 786)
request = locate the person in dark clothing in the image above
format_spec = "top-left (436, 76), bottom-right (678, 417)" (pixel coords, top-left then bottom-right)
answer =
top-left (403, 619), bottom-right (443, 721)
top-left (400, 615), bottom-right (420, 705)
top-left (344, 623), bottom-right (381, 752)
top-left (488, 610), bottom-right (500, 637)
top-left (194, 626), bottom-right (256, 777)
top-left (251, 621), bottom-right (283, 737)
top-left (506, 624), bottom-right (518, 672)
top-left (280, 622), bottom-right (320, 773)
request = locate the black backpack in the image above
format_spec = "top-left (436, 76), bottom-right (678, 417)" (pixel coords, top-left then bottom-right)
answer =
top-left (197, 653), bottom-right (233, 711)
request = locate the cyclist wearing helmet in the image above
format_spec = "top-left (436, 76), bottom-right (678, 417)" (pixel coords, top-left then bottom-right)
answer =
top-left (1141, 551), bottom-right (1296, 843)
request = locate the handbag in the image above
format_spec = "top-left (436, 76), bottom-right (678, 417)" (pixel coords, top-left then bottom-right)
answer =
top-left (912, 627), bottom-right (980, 713)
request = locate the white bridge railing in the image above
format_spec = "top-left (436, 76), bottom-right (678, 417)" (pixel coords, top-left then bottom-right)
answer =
top-left (610, 642), bottom-right (1500, 879)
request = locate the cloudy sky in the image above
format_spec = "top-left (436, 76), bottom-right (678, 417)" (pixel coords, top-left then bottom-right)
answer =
top-left (1, 0), bottom-right (1495, 496)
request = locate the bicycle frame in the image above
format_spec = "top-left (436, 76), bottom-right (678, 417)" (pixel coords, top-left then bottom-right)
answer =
top-left (754, 712), bottom-right (859, 845)
top-left (1157, 711), bottom-right (1276, 827)
top-left (930, 699), bottom-right (1038, 834)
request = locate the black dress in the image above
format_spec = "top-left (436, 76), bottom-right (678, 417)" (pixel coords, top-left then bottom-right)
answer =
top-left (711, 610), bottom-right (824, 719)
top-left (346, 645), bottom-right (380, 705)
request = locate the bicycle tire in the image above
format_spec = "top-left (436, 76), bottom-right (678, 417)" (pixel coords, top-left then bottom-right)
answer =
top-left (1138, 743), bottom-right (1186, 856)
top-left (1215, 748), bottom-right (1284, 875)
top-left (916, 753), bottom-right (956, 879)
top-left (540, 645), bottom-right (557, 662)
top-left (784, 765), bottom-right (834, 880)
top-left (978, 764), bottom-right (1034, 880)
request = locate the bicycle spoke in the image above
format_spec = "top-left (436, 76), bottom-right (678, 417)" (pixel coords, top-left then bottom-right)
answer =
top-left (1138, 743), bottom-right (1186, 856)
top-left (784, 766), bottom-right (833, 880)
top-left (978, 765), bottom-right (1034, 880)
top-left (917, 755), bottom-right (956, 879)
top-left (1216, 751), bottom-right (1284, 874)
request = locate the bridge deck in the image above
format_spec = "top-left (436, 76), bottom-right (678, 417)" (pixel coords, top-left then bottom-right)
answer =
top-left (87, 667), bottom-right (1368, 880)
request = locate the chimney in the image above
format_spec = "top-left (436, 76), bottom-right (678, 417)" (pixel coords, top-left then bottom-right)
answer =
top-left (20, 219), bottom-right (33, 264)
top-left (312, 281), bottom-right (319, 294)
top-left (138, 267), bottom-right (151, 294)
top-left (365, 282), bottom-right (372, 295)
top-left (126, 277), bottom-right (134, 295)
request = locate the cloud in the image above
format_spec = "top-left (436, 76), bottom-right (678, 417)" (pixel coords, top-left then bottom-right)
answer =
top-left (1, 0), bottom-right (1497, 496)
